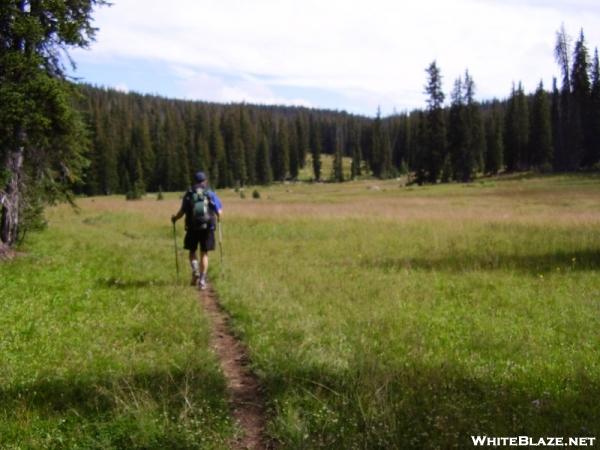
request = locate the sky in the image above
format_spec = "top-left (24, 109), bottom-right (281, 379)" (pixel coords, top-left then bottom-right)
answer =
top-left (68, 0), bottom-right (600, 116)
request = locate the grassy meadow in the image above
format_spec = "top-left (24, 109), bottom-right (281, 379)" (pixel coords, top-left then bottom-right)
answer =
top-left (0, 197), bottom-right (232, 449)
top-left (218, 174), bottom-right (600, 448)
top-left (1, 173), bottom-right (599, 448)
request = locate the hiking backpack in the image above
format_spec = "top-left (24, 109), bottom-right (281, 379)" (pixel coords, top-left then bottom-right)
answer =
top-left (190, 188), bottom-right (212, 230)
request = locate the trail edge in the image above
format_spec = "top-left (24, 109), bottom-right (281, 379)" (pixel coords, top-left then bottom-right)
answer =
top-left (199, 284), bottom-right (270, 450)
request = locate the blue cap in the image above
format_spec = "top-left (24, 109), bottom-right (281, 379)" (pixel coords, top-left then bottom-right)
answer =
top-left (194, 171), bottom-right (207, 183)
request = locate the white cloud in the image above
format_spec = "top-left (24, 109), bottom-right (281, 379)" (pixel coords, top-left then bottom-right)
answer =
top-left (175, 69), bottom-right (312, 107)
top-left (114, 82), bottom-right (129, 93)
top-left (74, 0), bottom-right (600, 113)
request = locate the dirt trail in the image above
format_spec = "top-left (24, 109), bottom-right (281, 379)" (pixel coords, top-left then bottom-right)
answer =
top-left (199, 284), bottom-right (269, 450)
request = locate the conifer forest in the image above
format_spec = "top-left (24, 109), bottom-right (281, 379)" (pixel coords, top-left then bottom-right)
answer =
top-left (75, 27), bottom-right (600, 197)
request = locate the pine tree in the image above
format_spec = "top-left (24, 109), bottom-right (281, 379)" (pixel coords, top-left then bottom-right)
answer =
top-left (296, 115), bottom-right (309, 169)
top-left (413, 111), bottom-right (429, 184)
top-left (309, 117), bottom-right (322, 181)
top-left (515, 83), bottom-right (530, 169)
top-left (421, 61), bottom-right (446, 183)
top-left (209, 115), bottom-right (226, 188)
top-left (391, 115), bottom-right (407, 172)
top-left (570, 29), bottom-right (590, 169)
top-left (381, 126), bottom-right (393, 178)
top-left (196, 136), bottom-right (211, 177)
top-left (256, 134), bottom-right (272, 185)
top-left (464, 71), bottom-right (485, 174)
top-left (349, 123), bottom-right (362, 178)
top-left (504, 83), bottom-right (529, 171)
top-left (529, 81), bottom-right (553, 169)
top-left (272, 119), bottom-right (290, 181)
top-left (0, 1), bottom-right (107, 247)
top-left (288, 120), bottom-right (300, 180)
top-left (589, 48), bottom-right (600, 167)
top-left (239, 107), bottom-right (257, 184)
top-left (332, 126), bottom-right (344, 182)
top-left (554, 25), bottom-right (573, 171)
top-left (484, 105), bottom-right (503, 174)
top-left (448, 76), bottom-right (467, 181)
top-left (370, 108), bottom-right (384, 177)
top-left (233, 138), bottom-right (247, 186)
top-left (551, 78), bottom-right (565, 171)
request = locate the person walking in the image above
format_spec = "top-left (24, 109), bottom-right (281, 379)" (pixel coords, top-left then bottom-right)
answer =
top-left (171, 171), bottom-right (223, 290)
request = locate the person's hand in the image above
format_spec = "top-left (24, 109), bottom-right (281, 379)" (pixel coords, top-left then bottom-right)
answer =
top-left (171, 214), bottom-right (177, 224)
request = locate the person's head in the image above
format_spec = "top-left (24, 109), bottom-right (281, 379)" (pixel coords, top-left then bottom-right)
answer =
top-left (194, 171), bottom-right (207, 186)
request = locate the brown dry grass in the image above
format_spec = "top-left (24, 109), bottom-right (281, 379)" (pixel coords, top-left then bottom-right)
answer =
top-left (69, 174), bottom-right (600, 227)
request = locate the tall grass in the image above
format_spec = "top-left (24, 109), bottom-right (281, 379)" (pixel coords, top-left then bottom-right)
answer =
top-left (0, 198), bottom-right (232, 449)
top-left (214, 174), bottom-right (600, 448)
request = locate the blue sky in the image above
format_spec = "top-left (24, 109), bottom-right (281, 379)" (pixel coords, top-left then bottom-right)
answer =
top-left (69, 0), bottom-right (600, 116)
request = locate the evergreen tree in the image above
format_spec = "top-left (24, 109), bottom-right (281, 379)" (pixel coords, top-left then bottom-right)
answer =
top-left (98, 111), bottom-right (119, 194)
top-left (464, 71), bottom-right (485, 174)
top-left (332, 126), bottom-right (344, 182)
top-left (484, 105), bottom-right (503, 174)
top-left (391, 115), bottom-right (407, 172)
top-left (570, 29), bottom-right (590, 169)
top-left (309, 117), bottom-right (322, 181)
top-left (233, 138), bottom-right (247, 186)
top-left (504, 84), bottom-right (518, 171)
top-left (209, 115), bottom-right (226, 188)
top-left (370, 108), bottom-right (384, 177)
top-left (288, 120), bottom-right (300, 179)
top-left (529, 81), bottom-right (553, 169)
top-left (504, 83), bottom-right (529, 170)
top-left (515, 83), bottom-right (530, 169)
top-left (589, 49), bottom-right (600, 167)
top-left (381, 125), bottom-right (393, 178)
top-left (448, 76), bottom-right (468, 181)
top-left (296, 115), bottom-right (309, 169)
top-left (554, 25), bottom-right (573, 171)
top-left (551, 78), bottom-right (565, 171)
top-left (196, 136), bottom-right (211, 177)
top-left (349, 122), bottom-right (363, 178)
top-left (239, 107), bottom-right (257, 184)
top-left (256, 134), bottom-right (272, 184)
top-left (276, 119), bottom-right (290, 181)
top-left (413, 111), bottom-right (429, 184)
top-left (421, 61), bottom-right (446, 183)
top-left (0, 0), bottom-right (107, 247)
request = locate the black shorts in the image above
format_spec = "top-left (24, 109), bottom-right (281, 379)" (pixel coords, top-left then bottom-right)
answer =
top-left (184, 228), bottom-right (215, 252)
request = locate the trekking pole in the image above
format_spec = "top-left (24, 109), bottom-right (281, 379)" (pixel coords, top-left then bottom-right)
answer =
top-left (172, 222), bottom-right (180, 283)
top-left (217, 216), bottom-right (223, 269)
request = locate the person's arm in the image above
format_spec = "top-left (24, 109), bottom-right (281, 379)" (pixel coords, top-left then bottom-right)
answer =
top-left (171, 195), bottom-right (187, 223)
top-left (210, 191), bottom-right (223, 218)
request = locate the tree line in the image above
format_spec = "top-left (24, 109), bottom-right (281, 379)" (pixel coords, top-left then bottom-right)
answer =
top-left (76, 27), bottom-right (600, 195)
top-left (76, 85), bottom-right (374, 195)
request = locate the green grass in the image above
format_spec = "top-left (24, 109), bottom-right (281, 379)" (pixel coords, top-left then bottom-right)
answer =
top-left (213, 174), bottom-right (600, 448)
top-left (0, 199), bottom-right (232, 449)
top-left (2, 174), bottom-right (599, 449)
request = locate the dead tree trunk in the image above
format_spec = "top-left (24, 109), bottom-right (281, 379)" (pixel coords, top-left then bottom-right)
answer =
top-left (1, 138), bottom-right (24, 249)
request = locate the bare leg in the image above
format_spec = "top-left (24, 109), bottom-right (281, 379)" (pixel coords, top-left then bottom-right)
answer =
top-left (200, 251), bottom-right (209, 277)
top-left (189, 251), bottom-right (200, 285)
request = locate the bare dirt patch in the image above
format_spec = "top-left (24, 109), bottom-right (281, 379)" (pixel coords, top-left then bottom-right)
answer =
top-left (199, 284), bottom-right (269, 450)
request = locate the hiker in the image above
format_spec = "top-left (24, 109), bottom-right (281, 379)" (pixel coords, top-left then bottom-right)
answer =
top-left (171, 171), bottom-right (223, 290)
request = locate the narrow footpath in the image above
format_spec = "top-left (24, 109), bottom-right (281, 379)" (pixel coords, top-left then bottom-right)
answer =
top-left (199, 284), bottom-right (269, 450)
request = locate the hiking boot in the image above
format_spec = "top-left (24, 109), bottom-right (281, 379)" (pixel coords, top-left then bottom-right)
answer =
top-left (190, 272), bottom-right (199, 286)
